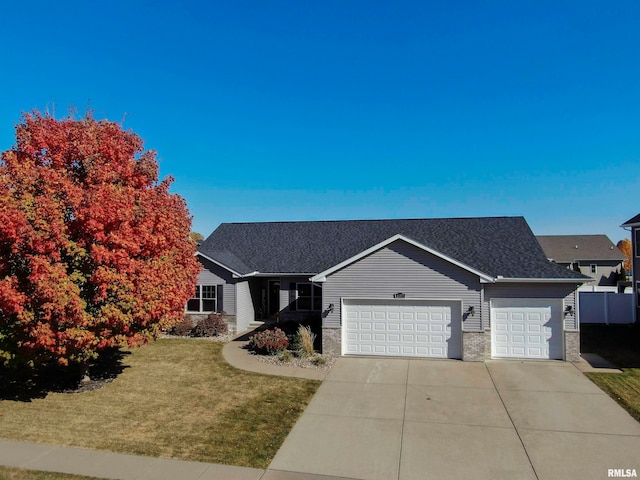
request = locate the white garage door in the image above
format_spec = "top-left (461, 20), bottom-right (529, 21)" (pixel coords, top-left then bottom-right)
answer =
top-left (342, 299), bottom-right (461, 358)
top-left (491, 299), bottom-right (563, 359)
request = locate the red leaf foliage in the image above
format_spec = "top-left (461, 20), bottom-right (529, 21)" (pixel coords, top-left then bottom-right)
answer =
top-left (0, 111), bottom-right (201, 366)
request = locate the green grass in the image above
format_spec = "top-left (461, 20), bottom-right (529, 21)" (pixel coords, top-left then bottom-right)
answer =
top-left (0, 339), bottom-right (320, 468)
top-left (581, 324), bottom-right (640, 422)
top-left (0, 466), bottom-right (104, 480)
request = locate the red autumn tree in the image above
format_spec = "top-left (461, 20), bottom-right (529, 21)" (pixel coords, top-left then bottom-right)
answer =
top-left (0, 111), bottom-right (201, 366)
top-left (617, 238), bottom-right (632, 272)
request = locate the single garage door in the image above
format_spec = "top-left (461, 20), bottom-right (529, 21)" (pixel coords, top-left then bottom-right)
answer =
top-left (342, 298), bottom-right (461, 358)
top-left (491, 299), bottom-right (563, 359)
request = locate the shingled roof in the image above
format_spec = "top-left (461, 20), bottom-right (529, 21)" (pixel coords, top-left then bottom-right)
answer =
top-left (536, 235), bottom-right (625, 263)
top-left (622, 214), bottom-right (640, 227)
top-left (199, 216), bottom-right (586, 281)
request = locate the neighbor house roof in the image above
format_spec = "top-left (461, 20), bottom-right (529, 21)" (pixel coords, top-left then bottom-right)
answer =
top-left (621, 214), bottom-right (640, 227)
top-left (536, 235), bottom-right (625, 263)
top-left (199, 217), bottom-right (587, 281)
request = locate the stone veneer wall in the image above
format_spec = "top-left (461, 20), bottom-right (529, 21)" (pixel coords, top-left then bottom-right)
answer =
top-left (322, 326), bottom-right (341, 356)
top-left (321, 327), bottom-right (577, 362)
top-left (462, 331), bottom-right (489, 361)
top-left (564, 330), bottom-right (580, 362)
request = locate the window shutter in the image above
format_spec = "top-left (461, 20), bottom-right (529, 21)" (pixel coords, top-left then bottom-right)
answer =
top-left (217, 285), bottom-right (223, 312)
top-left (289, 282), bottom-right (297, 311)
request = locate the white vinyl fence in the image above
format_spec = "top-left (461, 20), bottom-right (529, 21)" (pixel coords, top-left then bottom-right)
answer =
top-left (579, 292), bottom-right (634, 324)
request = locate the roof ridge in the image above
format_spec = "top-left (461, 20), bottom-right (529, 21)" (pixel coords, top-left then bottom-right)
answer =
top-left (219, 215), bottom-right (525, 226)
top-left (536, 234), bottom-right (612, 238)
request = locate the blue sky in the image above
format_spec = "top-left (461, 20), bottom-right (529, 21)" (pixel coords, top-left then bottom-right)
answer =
top-left (1, 1), bottom-right (638, 243)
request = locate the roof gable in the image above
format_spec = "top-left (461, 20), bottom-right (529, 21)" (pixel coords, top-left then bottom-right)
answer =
top-left (536, 235), bottom-right (625, 263)
top-left (622, 213), bottom-right (640, 227)
top-left (199, 217), bottom-right (587, 281)
top-left (310, 234), bottom-right (495, 283)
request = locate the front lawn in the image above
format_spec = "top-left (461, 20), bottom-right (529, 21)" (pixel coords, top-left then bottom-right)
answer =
top-left (0, 339), bottom-right (320, 468)
top-left (580, 324), bottom-right (640, 423)
top-left (0, 466), bottom-right (104, 480)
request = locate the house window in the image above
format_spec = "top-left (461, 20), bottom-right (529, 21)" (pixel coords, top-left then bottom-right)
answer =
top-left (296, 283), bottom-right (322, 311)
top-left (186, 285), bottom-right (217, 313)
top-left (590, 264), bottom-right (597, 274)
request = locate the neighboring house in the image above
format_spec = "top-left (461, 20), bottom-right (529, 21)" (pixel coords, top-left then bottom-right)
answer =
top-left (192, 216), bottom-right (588, 362)
top-left (536, 235), bottom-right (626, 286)
top-left (621, 214), bottom-right (640, 324)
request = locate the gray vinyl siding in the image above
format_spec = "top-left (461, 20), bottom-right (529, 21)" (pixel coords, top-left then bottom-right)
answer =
top-left (634, 227), bottom-right (640, 323)
top-left (235, 281), bottom-right (254, 332)
top-left (575, 260), bottom-right (623, 286)
top-left (322, 240), bottom-right (483, 331)
top-left (484, 283), bottom-right (579, 330)
top-left (196, 257), bottom-right (237, 315)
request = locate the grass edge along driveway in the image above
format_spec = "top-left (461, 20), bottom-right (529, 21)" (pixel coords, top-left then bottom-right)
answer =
top-left (0, 466), bottom-right (106, 480)
top-left (0, 338), bottom-right (320, 469)
top-left (581, 324), bottom-right (640, 423)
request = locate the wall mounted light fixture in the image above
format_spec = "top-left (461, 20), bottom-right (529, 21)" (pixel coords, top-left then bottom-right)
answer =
top-left (564, 305), bottom-right (573, 316)
top-left (467, 305), bottom-right (475, 316)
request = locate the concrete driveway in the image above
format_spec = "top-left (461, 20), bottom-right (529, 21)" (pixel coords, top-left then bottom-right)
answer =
top-left (267, 357), bottom-right (640, 480)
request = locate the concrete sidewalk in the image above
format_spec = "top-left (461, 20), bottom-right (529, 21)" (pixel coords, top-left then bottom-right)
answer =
top-left (5, 337), bottom-right (638, 480)
top-left (0, 332), bottom-right (341, 480)
top-left (0, 439), bottom-right (264, 480)
top-left (0, 438), bottom-right (360, 480)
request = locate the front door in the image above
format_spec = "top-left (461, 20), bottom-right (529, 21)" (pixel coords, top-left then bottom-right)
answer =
top-left (268, 281), bottom-right (280, 316)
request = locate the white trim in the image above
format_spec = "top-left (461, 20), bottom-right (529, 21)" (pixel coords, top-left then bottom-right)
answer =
top-left (196, 252), bottom-right (243, 277)
top-left (489, 297), bottom-right (564, 360)
top-left (310, 234), bottom-right (494, 283)
top-left (494, 277), bottom-right (586, 283)
top-left (340, 297), bottom-right (463, 358)
top-left (185, 284), bottom-right (218, 314)
top-left (242, 272), bottom-right (317, 277)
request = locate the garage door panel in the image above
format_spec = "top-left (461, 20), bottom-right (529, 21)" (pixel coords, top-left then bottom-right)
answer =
top-left (342, 299), bottom-right (461, 359)
top-left (491, 299), bottom-right (562, 360)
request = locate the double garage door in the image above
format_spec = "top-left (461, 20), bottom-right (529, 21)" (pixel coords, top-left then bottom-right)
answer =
top-left (491, 299), bottom-right (563, 360)
top-left (342, 298), bottom-right (564, 360)
top-left (343, 299), bottom-right (462, 359)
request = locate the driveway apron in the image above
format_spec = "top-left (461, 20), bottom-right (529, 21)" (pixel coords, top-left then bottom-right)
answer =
top-left (268, 357), bottom-right (640, 480)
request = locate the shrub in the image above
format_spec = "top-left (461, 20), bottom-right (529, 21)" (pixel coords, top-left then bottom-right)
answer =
top-left (294, 325), bottom-right (316, 357)
top-left (192, 312), bottom-right (228, 337)
top-left (310, 355), bottom-right (327, 366)
top-left (278, 350), bottom-right (294, 362)
top-left (248, 328), bottom-right (289, 355)
top-left (170, 315), bottom-right (194, 336)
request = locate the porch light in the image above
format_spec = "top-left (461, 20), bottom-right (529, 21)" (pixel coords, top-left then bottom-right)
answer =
top-left (564, 305), bottom-right (574, 316)
top-left (328, 303), bottom-right (334, 312)
top-left (467, 306), bottom-right (475, 316)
